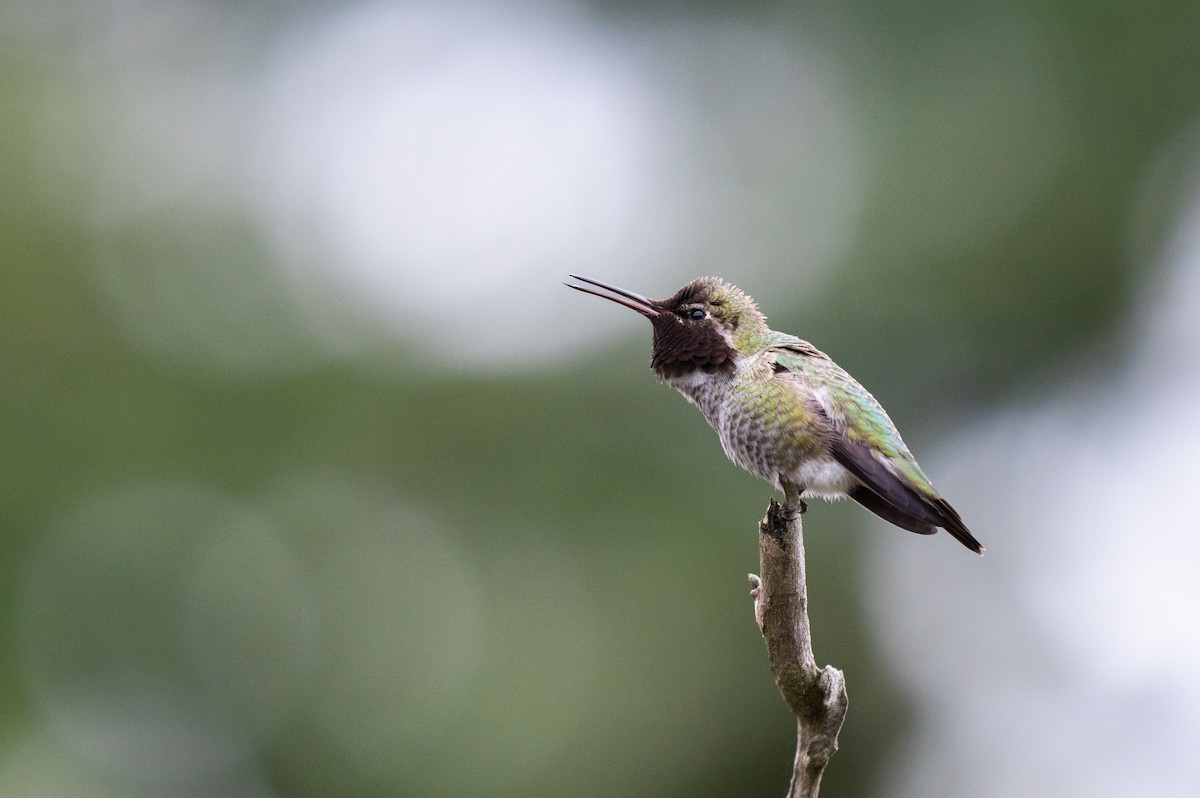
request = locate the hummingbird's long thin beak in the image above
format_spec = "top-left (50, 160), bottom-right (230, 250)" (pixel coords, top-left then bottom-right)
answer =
top-left (565, 275), bottom-right (660, 317)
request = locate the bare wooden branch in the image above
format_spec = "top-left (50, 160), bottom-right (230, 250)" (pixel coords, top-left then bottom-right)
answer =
top-left (749, 482), bottom-right (848, 798)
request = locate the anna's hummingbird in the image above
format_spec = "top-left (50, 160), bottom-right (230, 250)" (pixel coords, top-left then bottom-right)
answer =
top-left (568, 275), bottom-right (983, 554)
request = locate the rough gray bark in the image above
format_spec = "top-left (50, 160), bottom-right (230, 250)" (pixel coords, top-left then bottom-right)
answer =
top-left (748, 482), bottom-right (848, 798)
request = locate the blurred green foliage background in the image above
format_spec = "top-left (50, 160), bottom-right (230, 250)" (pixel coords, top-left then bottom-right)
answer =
top-left (3, 1), bottom-right (1200, 796)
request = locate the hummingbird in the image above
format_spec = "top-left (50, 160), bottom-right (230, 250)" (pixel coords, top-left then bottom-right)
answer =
top-left (567, 275), bottom-right (983, 554)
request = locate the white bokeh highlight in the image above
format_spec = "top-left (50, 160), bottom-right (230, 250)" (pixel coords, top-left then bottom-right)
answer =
top-left (249, 1), bottom-right (866, 368)
top-left (867, 132), bottom-right (1200, 798)
top-left (33, 0), bottom-right (866, 374)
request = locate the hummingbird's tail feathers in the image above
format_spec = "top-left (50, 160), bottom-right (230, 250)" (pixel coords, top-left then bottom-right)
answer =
top-left (833, 439), bottom-right (985, 555)
top-left (850, 484), bottom-right (985, 555)
top-left (929, 498), bottom-right (985, 555)
top-left (848, 485), bottom-right (937, 535)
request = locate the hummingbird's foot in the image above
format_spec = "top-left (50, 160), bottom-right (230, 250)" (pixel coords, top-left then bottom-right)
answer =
top-left (779, 482), bottom-right (808, 518)
top-left (780, 499), bottom-right (807, 522)
top-left (748, 574), bottom-right (765, 632)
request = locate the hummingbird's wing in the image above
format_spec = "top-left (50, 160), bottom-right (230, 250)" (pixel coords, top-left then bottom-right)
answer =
top-left (769, 338), bottom-right (983, 554)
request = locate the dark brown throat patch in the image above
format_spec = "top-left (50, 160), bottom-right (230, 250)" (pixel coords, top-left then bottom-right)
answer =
top-left (649, 316), bottom-right (737, 379)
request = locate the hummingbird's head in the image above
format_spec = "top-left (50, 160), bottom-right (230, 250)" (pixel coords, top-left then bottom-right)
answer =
top-left (567, 275), bottom-right (769, 379)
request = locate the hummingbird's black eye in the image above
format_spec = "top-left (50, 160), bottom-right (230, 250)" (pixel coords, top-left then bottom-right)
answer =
top-left (687, 308), bottom-right (706, 320)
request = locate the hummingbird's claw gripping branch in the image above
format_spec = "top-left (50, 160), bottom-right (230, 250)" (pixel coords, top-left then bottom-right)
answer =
top-left (753, 483), bottom-right (848, 798)
top-left (779, 496), bottom-right (808, 523)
